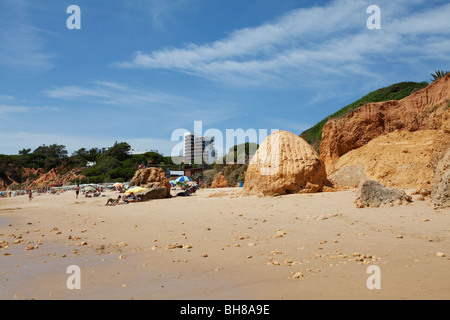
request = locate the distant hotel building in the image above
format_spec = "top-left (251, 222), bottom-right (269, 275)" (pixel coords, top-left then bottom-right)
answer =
top-left (127, 149), bottom-right (159, 156)
top-left (184, 132), bottom-right (215, 164)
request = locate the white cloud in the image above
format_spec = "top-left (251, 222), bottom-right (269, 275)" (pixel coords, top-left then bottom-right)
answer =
top-left (116, 0), bottom-right (450, 86)
top-left (0, 105), bottom-right (30, 116)
top-left (45, 81), bottom-right (239, 128)
top-left (45, 82), bottom-right (192, 107)
top-left (0, 104), bottom-right (57, 118)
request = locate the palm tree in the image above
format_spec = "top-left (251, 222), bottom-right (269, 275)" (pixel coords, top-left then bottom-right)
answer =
top-left (430, 70), bottom-right (449, 82)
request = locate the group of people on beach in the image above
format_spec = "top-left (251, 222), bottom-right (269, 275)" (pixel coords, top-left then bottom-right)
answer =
top-left (105, 192), bottom-right (139, 206)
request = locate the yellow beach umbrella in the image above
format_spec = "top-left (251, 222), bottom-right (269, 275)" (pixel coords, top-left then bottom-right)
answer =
top-left (125, 187), bottom-right (148, 194)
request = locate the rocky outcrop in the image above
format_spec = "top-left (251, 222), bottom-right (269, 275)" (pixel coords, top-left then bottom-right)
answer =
top-left (331, 129), bottom-right (439, 190)
top-left (2, 166), bottom-right (83, 190)
top-left (432, 148), bottom-right (450, 209)
top-left (129, 168), bottom-right (171, 198)
top-left (211, 172), bottom-right (228, 188)
top-left (321, 74), bottom-right (450, 173)
top-left (328, 164), bottom-right (367, 188)
top-left (355, 180), bottom-right (412, 208)
top-left (243, 131), bottom-right (328, 196)
top-left (26, 168), bottom-right (84, 190)
top-left (136, 187), bottom-right (169, 202)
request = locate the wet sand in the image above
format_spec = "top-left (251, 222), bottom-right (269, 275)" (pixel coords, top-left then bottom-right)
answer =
top-left (0, 188), bottom-right (449, 300)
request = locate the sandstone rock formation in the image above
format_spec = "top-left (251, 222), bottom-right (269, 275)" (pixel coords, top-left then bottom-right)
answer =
top-left (2, 166), bottom-right (84, 190)
top-left (243, 131), bottom-right (327, 196)
top-left (355, 180), bottom-right (412, 208)
top-left (432, 148), bottom-right (450, 209)
top-left (331, 130), bottom-right (438, 190)
top-left (135, 187), bottom-right (169, 202)
top-left (320, 74), bottom-right (450, 173)
top-left (328, 164), bottom-right (367, 188)
top-left (129, 168), bottom-right (171, 199)
top-left (211, 172), bottom-right (228, 188)
top-left (27, 168), bottom-right (84, 190)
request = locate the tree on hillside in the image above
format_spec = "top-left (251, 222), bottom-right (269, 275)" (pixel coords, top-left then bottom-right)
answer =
top-left (102, 142), bottom-right (131, 161)
top-left (19, 148), bottom-right (31, 156)
top-left (430, 70), bottom-right (449, 82)
top-left (33, 144), bottom-right (68, 159)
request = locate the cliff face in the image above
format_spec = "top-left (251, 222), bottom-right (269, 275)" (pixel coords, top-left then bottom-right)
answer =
top-left (320, 74), bottom-right (450, 173)
top-left (0, 166), bottom-right (44, 190)
top-left (331, 129), bottom-right (438, 190)
top-left (0, 166), bottom-right (84, 191)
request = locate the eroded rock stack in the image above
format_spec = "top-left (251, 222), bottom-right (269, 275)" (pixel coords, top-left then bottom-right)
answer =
top-left (211, 172), bottom-right (228, 188)
top-left (243, 131), bottom-right (327, 196)
top-left (129, 168), bottom-right (171, 200)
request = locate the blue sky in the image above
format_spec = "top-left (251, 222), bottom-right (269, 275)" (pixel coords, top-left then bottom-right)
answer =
top-left (0, 0), bottom-right (449, 157)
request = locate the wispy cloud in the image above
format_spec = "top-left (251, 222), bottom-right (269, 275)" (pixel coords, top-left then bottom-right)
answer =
top-left (45, 81), bottom-right (239, 128)
top-left (116, 0), bottom-right (450, 86)
top-left (0, 0), bottom-right (57, 70)
top-left (45, 81), bottom-right (197, 107)
top-left (0, 104), bottom-right (58, 118)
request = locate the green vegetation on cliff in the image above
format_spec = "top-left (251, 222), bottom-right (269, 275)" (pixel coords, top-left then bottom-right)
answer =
top-left (300, 81), bottom-right (429, 152)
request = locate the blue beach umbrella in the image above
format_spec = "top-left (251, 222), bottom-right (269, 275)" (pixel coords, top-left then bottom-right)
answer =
top-left (174, 176), bottom-right (192, 183)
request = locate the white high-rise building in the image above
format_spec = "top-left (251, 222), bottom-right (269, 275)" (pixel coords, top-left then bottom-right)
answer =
top-left (184, 132), bottom-right (215, 164)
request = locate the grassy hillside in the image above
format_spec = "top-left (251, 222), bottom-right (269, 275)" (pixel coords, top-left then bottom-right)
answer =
top-left (300, 81), bottom-right (429, 152)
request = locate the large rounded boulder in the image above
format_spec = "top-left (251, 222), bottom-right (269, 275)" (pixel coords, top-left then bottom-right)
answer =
top-left (243, 131), bottom-right (327, 196)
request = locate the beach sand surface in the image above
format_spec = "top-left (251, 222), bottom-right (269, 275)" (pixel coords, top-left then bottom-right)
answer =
top-left (0, 188), bottom-right (449, 300)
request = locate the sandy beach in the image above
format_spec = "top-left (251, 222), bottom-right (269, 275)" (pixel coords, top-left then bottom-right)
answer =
top-left (0, 188), bottom-right (449, 300)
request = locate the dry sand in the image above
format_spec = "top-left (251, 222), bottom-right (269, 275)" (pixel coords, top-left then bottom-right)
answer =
top-left (0, 188), bottom-right (449, 300)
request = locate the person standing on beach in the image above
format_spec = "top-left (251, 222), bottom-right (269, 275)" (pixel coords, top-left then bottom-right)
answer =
top-left (28, 190), bottom-right (33, 202)
top-left (75, 184), bottom-right (80, 199)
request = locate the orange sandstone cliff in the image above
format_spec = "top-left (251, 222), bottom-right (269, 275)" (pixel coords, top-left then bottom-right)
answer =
top-left (320, 74), bottom-right (450, 174)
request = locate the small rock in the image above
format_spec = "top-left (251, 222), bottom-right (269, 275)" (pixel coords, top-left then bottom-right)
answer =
top-left (436, 252), bottom-right (445, 257)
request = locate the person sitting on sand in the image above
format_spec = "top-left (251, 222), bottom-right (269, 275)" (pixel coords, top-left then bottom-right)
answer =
top-left (176, 186), bottom-right (197, 197)
top-left (105, 195), bottom-right (126, 206)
